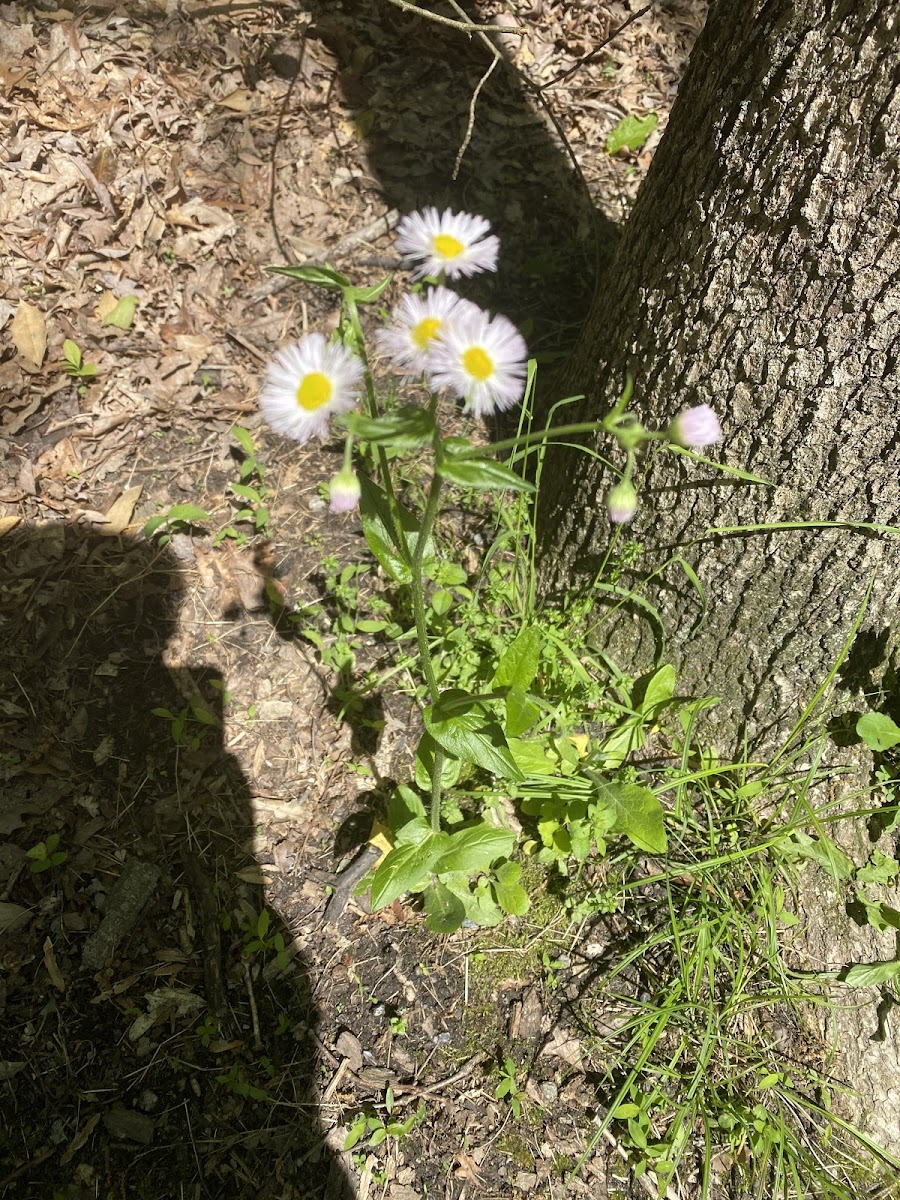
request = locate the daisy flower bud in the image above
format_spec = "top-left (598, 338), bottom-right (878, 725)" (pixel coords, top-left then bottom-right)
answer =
top-left (328, 468), bottom-right (361, 513)
top-left (259, 333), bottom-right (363, 444)
top-left (375, 287), bottom-right (477, 373)
top-left (606, 480), bottom-right (638, 525)
top-left (395, 206), bottom-right (500, 280)
top-left (426, 305), bottom-right (528, 418)
top-left (668, 404), bottom-right (722, 450)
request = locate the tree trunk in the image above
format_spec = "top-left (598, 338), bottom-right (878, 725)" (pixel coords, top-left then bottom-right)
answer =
top-left (537, 0), bottom-right (900, 748)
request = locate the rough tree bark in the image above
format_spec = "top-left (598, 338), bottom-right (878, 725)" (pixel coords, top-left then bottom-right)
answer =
top-left (535, 0), bottom-right (900, 1158)
top-left (537, 0), bottom-right (900, 749)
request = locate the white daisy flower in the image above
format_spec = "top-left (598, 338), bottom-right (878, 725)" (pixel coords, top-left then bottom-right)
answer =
top-left (426, 305), bottom-right (528, 418)
top-left (395, 206), bottom-right (500, 280)
top-left (258, 333), bottom-right (363, 443)
top-left (375, 286), bottom-right (477, 373)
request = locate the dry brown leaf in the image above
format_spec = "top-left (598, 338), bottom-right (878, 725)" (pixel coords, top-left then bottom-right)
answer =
top-left (0, 515), bottom-right (23, 537)
top-left (95, 290), bottom-right (119, 321)
top-left (217, 88), bottom-right (257, 112)
top-left (60, 1112), bottom-right (101, 1164)
top-left (43, 935), bottom-right (66, 991)
top-left (102, 484), bottom-right (143, 535)
top-left (453, 1152), bottom-right (483, 1185)
top-left (11, 300), bottom-right (47, 366)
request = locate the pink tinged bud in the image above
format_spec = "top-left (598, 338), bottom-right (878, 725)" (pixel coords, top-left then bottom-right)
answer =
top-left (668, 404), bottom-right (722, 449)
top-left (328, 469), bottom-right (361, 513)
top-left (606, 480), bottom-right (638, 525)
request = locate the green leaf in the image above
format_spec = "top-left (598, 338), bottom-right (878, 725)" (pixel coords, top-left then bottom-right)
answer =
top-left (423, 881), bottom-right (466, 933)
top-left (639, 663), bottom-right (676, 715)
top-left (101, 295), bottom-right (139, 329)
top-left (503, 685), bottom-right (540, 738)
top-left (591, 778), bottom-right (667, 854)
top-left (386, 784), bottom-right (427, 833)
top-left (493, 862), bottom-right (530, 916)
top-left (856, 849), bottom-right (899, 886)
top-left (858, 899), bottom-right (900, 933)
top-left (785, 830), bottom-right (855, 882)
top-left (414, 732), bottom-right (462, 791)
top-left (345, 405), bottom-right (436, 448)
top-left (437, 458), bottom-right (534, 492)
top-left (165, 504), bottom-right (212, 523)
top-left (424, 690), bottom-right (522, 780)
top-left (432, 822), bottom-right (515, 876)
top-left (343, 1116), bottom-right (368, 1150)
top-left (493, 626), bottom-right (543, 691)
top-left (229, 482), bottom-right (260, 502)
top-left (370, 833), bottom-right (451, 910)
top-left (63, 338), bottom-right (82, 368)
top-left (231, 425), bottom-right (255, 455)
top-left (358, 475), bottom-right (426, 584)
top-left (265, 263), bottom-right (350, 289)
top-left (347, 275), bottom-right (392, 304)
top-left (844, 960), bottom-right (900, 987)
top-left (508, 738), bottom-right (556, 775)
top-left (857, 711), bottom-right (900, 752)
top-left (606, 112), bottom-right (658, 155)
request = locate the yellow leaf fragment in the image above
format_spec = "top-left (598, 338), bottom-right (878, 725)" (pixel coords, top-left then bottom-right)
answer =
top-left (11, 300), bottom-right (47, 366)
top-left (101, 295), bottom-right (139, 330)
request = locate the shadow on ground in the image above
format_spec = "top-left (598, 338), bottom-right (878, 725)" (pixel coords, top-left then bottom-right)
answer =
top-left (0, 523), bottom-right (352, 1200)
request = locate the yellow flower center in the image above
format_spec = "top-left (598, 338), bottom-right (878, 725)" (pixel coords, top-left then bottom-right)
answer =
top-left (296, 371), bottom-right (332, 412)
top-left (412, 316), bottom-right (441, 349)
top-left (433, 233), bottom-right (464, 261)
top-left (462, 346), bottom-right (494, 381)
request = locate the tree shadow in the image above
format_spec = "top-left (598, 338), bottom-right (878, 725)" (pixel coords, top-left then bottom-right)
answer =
top-left (0, 523), bottom-right (353, 1200)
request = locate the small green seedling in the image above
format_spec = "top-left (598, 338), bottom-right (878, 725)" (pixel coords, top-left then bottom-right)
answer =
top-left (495, 1058), bottom-right (525, 1119)
top-left (62, 338), bottom-right (97, 379)
top-left (241, 908), bottom-right (289, 971)
top-left (343, 1090), bottom-right (425, 1150)
top-left (216, 1064), bottom-right (268, 1101)
top-left (213, 426), bottom-right (273, 545)
top-left (27, 833), bottom-right (67, 874)
top-left (144, 504), bottom-right (211, 546)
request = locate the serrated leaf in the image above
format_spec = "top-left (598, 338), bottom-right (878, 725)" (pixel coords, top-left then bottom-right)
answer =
top-left (11, 300), bottom-right (47, 366)
top-left (856, 849), bottom-right (899, 886)
top-left (424, 690), bottom-right (522, 780)
top-left (606, 112), bottom-right (658, 155)
top-left (370, 833), bottom-right (451, 910)
top-left (856, 711), bottom-right (900, 752)
top-left (423, 881), bottom-right (467, 933)
top-left (432, 823), bottom-right (515, 875)
top-left (346, 405), bottom-right (435, 448)
top-left (265, 263), bottom-right (349, 289)
top-left (844, 960), bottom-right (900, 987)
top-left (101, 295), bottom-right (139, 329)
top-left (437, 458), bottom-right (534, 492)
top-left (591, 778), bottom-right (667, 854)
top-left (786, 830), bottom-right (855, 882)
top-left (493, 626), bottom-right (543, 690)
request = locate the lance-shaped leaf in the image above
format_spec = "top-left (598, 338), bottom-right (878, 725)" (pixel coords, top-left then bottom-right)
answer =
top-left (370, 831), bottom-right (452, 910)
top-left (265, 263), bottom-right (350, 289)
top-left (432, 822), bottom-right (515, 876)
top-left (358, 475), bottom-right (431, 584)
top-left (346, 405), bottom-right (436, 448)
top-left (437, 458), bottom-right (534, 492)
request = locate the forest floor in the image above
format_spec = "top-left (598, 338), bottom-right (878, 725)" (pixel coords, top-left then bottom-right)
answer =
top-left (11, 3), bottom-right (878, 1200)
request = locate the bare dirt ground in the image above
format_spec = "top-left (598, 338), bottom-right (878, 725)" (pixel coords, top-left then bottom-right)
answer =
top-left (1, 3), bottom-right (708, 1197)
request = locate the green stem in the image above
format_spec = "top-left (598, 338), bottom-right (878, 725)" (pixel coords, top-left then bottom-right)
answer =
top-left (411, 442), bottom-right (446, 832)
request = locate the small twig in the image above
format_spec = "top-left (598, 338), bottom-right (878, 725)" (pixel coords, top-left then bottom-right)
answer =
top-left (244, 960), bottom-right (262, 1050)
top-left (329, 208), bottom-right (401, 257)
top-left (322, 843), bottom-right (382, 924)
top-left (382, 0), bottom-right (523, 36)
top-left (387, 1051), bottom-right (487, 1098)
top-left (453, 54), bottom-right (498, 179)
